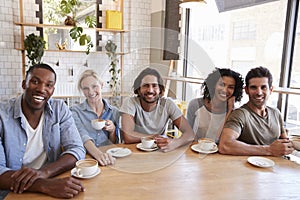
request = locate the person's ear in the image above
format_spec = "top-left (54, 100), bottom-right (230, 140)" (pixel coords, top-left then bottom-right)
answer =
top-left (244, 86), bottom-right (249, 95)
top-left (22, 80), bottom-right (26, 89)
top-left (270, 86), bottom-right (273, 93)
top-left (100, 82), bottom-right (104, 89)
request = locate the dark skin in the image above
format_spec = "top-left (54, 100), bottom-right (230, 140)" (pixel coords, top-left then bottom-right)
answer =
top-left (0, 68), bottom-right (84, 198)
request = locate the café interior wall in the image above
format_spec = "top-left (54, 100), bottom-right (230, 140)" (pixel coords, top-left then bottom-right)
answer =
top-left (0, 0), bottom-right (23, 101)
top-left (0, 0), bottom-right (153, 102)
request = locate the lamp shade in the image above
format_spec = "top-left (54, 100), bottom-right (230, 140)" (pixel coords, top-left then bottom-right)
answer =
top-left (180, 0), bottom-right (206, 9)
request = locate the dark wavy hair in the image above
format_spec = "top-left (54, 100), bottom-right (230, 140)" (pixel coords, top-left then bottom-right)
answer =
top-left (202, 68), bottom-right (244, 102)
top-left (245, 66), bottom-right (272, 88)
top-left (25, 63), bottom-right (56, 82)
top-left (133, 68), bottom-right (165, 96)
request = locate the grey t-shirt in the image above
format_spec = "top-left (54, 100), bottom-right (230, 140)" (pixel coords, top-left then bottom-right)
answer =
top-left (224, 104), bottom-right (284, 145)
top-left (187, 98), bottom-right (203, 128)
top-left (120, 96), bottom-right (182, 135)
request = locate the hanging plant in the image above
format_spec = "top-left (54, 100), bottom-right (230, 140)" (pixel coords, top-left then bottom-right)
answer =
top-left (59, 0), bottom-right (96, 54)
top-left (105, 40), bottom-right (120, 100)
top-left (69, 25), bottom-right (94, 54)
top-left (24, 33), bottom-right (46, 67)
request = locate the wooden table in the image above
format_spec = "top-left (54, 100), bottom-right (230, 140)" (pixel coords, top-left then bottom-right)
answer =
top-left (5, 143), bottom-right (300, 200)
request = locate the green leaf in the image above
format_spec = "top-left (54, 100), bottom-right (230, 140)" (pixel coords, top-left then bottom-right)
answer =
top-left (85, 16), bottom-right (96, 28)
top-left (69, 26), bottom-right (82, 40)
top-left (79, 36), bottom-right (86, 45)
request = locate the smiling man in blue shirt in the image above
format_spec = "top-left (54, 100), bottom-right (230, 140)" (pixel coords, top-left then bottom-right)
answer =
top-left (0, 63), bottom-right (86, 199)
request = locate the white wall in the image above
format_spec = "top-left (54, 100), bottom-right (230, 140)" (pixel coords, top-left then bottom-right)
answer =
top-left (0, 0), bottom-right (23, 100)
top-left (0, 0), bottom-right (152, 101)
top-left (151, 0), bottom-right (165, 13)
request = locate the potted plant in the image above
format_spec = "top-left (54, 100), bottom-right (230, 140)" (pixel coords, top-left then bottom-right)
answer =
top-left (59, 0), bottom-right (96, 54)
top-left (69, 15), bottom-right (96, 54)
top-left (105, 40), bottom-right (121, 106)
top-left (60, 0), bottom-right (80, 26)
top-left (24, 33), bottom-right (46, 67)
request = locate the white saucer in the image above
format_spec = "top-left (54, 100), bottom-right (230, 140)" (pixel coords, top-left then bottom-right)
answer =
top-left (106, 147), bottom-right (132, 158)
top-left (247, 156), bottom-right (275, 168)
top-left (71, 167), bottom-right (101, 179)
top-left (136, 143), bottom-right (159, 152)
top-left (191, 143), bottom-right (218, 154)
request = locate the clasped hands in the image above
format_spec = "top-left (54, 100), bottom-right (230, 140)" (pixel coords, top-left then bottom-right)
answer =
top-left (10, 166), bottom-right (84, 198)
top-left (270, 138), bottom-right (294, 156)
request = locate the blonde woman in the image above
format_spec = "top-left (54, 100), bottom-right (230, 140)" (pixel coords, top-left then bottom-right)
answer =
top-left (71, 69), bottom-right (120, 166)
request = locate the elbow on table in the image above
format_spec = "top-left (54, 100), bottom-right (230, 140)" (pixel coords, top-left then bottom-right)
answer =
top-left (121, 131), bottom-right (136, 144)
top-left (218, 142), bottom-right (231, 155)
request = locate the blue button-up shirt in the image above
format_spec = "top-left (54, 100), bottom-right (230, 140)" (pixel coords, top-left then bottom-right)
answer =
top-left (0, 95), bottom-right (86, 176)
top-left (70, 99), bottom-right (120, 147)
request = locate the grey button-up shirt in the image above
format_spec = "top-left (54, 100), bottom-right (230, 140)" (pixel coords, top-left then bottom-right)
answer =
top-left (70, 99), bottom-right (120, 146)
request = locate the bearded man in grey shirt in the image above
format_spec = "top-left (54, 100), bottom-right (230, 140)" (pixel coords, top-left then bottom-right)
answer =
top-left (120, 68), bottom-right (194, 152)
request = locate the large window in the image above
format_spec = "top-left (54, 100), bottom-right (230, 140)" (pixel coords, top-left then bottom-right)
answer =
top-left (286, 1), bottom-right (300, 127)
top-left (232, 20), bottom-right (256, 40)
top-left (180, 0), bottom-right (288, 108)
top-left (179, 0), bottom-right (300, 129)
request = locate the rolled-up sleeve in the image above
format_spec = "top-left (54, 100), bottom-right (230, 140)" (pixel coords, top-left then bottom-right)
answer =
top-left (70, 105), bottom-right (93, 144)
top-left (0, 133), bottom-right (9, 175)
top-left (59, 103), bottom-right (86, 160)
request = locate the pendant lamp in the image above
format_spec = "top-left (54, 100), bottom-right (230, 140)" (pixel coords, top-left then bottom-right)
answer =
top-left (180, 0), bottom-right (206, 9)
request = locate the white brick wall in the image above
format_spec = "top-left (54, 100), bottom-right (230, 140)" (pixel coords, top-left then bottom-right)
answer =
top-left (0, 0), bottom-right (22, 100)
top-left (0, 0), bottom-right (152, 101)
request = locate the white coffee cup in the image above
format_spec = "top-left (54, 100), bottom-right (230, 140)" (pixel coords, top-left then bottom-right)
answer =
top-left (75, 158), bottom-right (98, 177)
top-left (141, 137), bottom-right (155, 149)
top-left (198, 138), bottom-right (217, 151)
top-left (91, 119), bottom-right (106, 130)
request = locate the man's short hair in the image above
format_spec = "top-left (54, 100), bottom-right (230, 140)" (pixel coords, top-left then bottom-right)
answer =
top-left (25, 63), bottom-right (57, 82)
top-left (245, 66), bottom-right (273, 88)
top-left (133, 68), bottom-right (165, 96)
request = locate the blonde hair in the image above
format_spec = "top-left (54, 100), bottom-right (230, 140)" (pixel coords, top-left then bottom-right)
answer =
top-left (77, 69), bottom-right (103, 91)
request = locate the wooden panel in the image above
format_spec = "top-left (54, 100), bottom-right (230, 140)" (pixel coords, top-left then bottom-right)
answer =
top-left (35, 0), bottom-right (43, 37)
top-left (163, 0), bottom-right (180, 60)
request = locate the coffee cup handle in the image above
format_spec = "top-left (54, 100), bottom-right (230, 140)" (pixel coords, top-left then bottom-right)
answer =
top-left (75, 168), bottom-right (83, 177)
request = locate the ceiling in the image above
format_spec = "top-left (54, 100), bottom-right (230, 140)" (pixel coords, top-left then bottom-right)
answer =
top-left (214, 0), bottom-right (279, 12)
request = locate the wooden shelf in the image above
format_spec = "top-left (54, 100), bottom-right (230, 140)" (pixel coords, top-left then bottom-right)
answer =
top-left (53, 92), bottom-right (130, 98)
top-left (16, 0), bottom-right (126, 98)
top-left (163, 76), bottom-right (205, 84)
top-left (15, 47), bottom-right (129, 55)
top-left (14, 22), bottom-right (129, 33)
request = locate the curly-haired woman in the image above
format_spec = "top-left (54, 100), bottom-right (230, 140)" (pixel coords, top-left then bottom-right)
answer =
top-left (187, 68), bottom-right (244, 143)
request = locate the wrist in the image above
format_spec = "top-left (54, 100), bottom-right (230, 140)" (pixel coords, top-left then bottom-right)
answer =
top-left (263, 145), bottom-right (272, 156)
top-left (109, 129), bottom-right (116, 136)
top-left (29, 178), bottom-right (47, 193)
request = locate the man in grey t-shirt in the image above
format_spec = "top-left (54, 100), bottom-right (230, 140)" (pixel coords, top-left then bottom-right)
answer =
top-left (219, 66), bottom-right (294, 156)
top-left (120, 68), bottom-right (194, 152)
